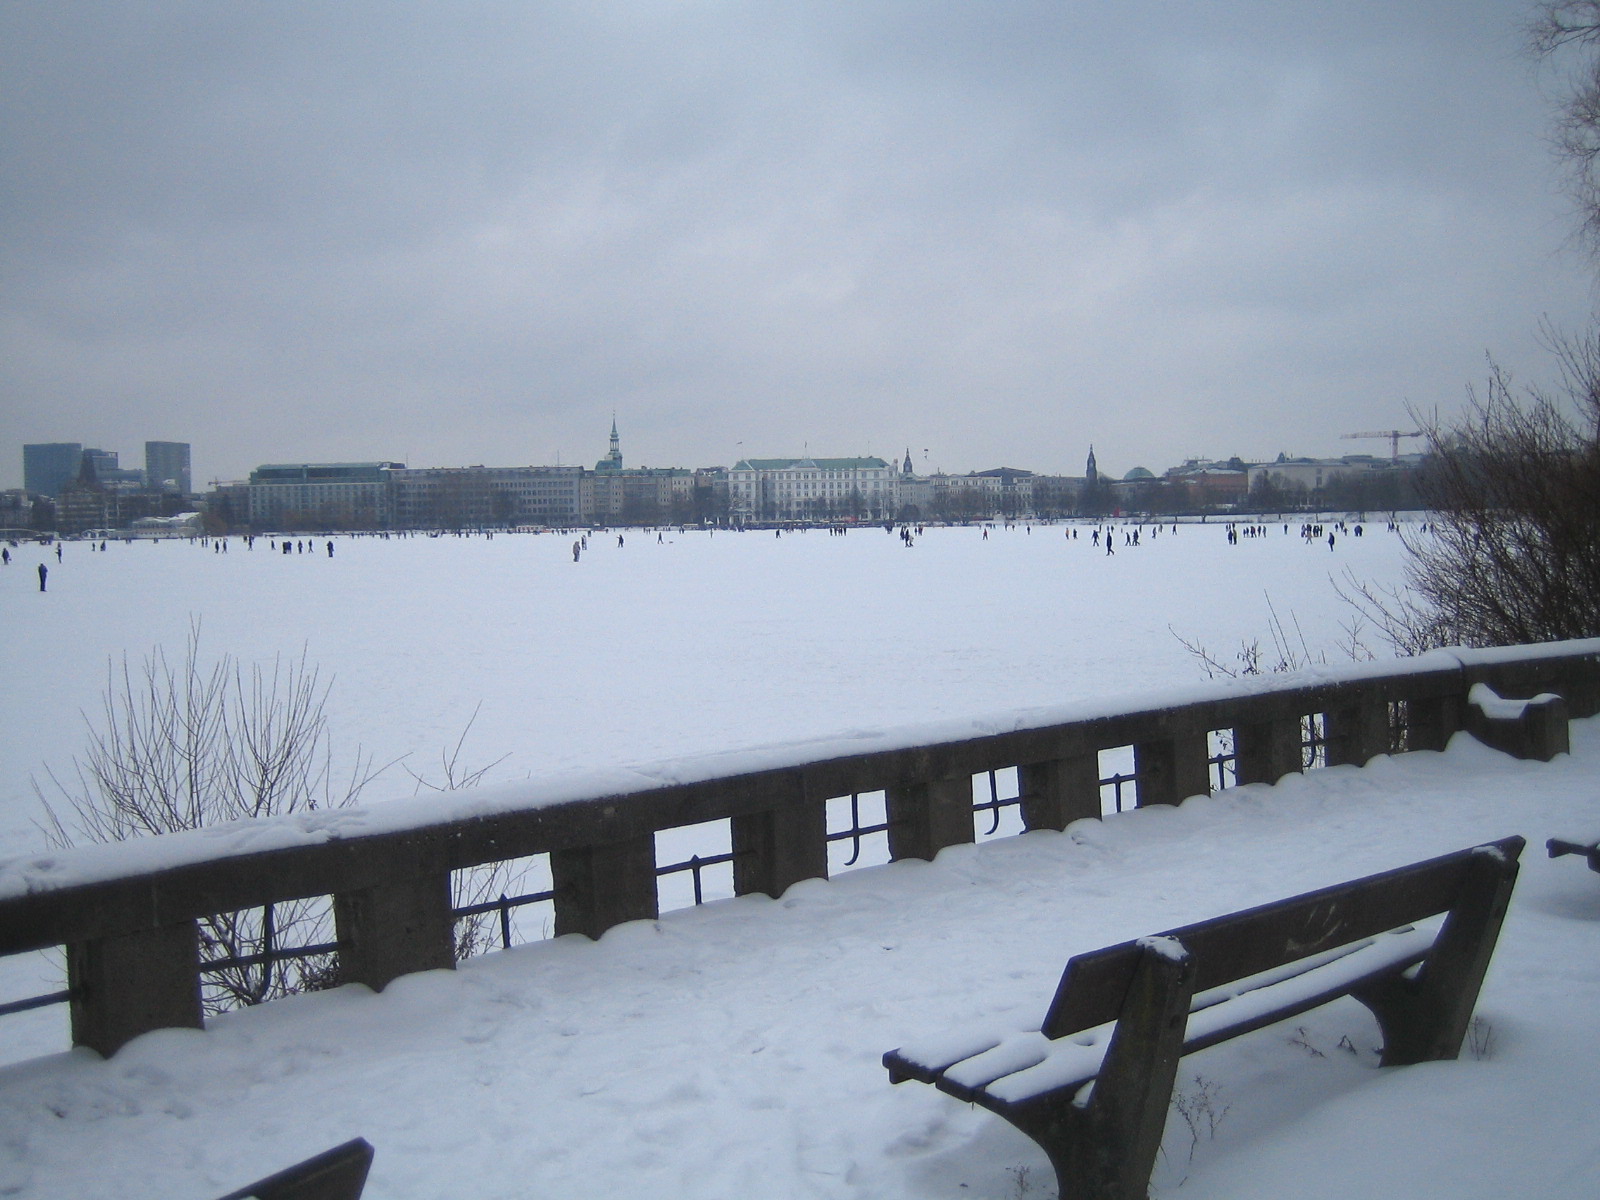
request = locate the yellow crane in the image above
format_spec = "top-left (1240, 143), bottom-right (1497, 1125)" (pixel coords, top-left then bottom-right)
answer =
top-left (1342, 429), bottom-right (1422, 461)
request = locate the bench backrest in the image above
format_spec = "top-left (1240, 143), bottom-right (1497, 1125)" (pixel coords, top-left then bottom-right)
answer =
top-left (213, 1138), bottom-right (373, 1200)
top-left (1041, 836), bottom-right (1524, 1039)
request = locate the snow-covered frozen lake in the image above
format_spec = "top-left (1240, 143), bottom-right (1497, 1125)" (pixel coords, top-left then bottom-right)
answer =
top-left (0, 519), bottom-right (1408, 853)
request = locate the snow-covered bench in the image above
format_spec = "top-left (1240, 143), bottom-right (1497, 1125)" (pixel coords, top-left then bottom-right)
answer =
top-left (883, 836), bottom-right (1524, 1200)
top-left (213, 1138), bottom-right (373, 1200)
top-left (1548, 835), bottom-right (1600, 873)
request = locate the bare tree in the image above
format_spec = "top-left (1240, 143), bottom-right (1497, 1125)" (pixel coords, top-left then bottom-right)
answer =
top-left (1332, 8), bottom-right (1600, 653)
top-left (1530, 2), bottom-right (1600, 254)
top-left (1345, 336), bottom-right (1600, 651)
top-left (35, 623), bottom-right (383, 1011)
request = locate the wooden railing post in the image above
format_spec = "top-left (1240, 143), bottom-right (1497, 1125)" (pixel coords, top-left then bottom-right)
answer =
top-left (1132, 731), bottom-right (1210, 807)
top-left (1563, 662), bottom-right (1600, 718)
top-left (68, 920), bottom-right (202, 1057)
top-left (1233, 711), bottom-right (1303, 786)
top-left (334, 872), bottom-right (456, 992)
top-left (887, 776), bottom-right (974, 862)
top-left (550, 835), bottom-right (659, 939)
top-left (1405, 694), bottom-right (1461, 753)
top-left (1019, 753), bottom-right (1101, 831)
top-left (1325, 695), bottom-right (1391, 767)
top-left (732, 796), bottom-right (828, 898)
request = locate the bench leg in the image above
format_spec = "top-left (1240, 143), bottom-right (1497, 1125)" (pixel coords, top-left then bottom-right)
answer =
top-left (1001, 939), bottom-right (1196, 1200)
top-left (1352, 847), bottom-right (1521, 1066)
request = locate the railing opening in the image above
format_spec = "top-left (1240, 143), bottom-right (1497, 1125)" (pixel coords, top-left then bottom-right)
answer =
top-left (1099, 746), bottom-right (1136, 813)
top-left (197, 898), bottom-right (340, 1012)
top-left (1301, 713), bottom-right (1328, 770)
top-left (1388, 700), bottom-right (1410, 753)
top-left (453, 853), bottom-right (553, 955)
top-left (826, 790), bottom-right (890, 874)
top-left (656, 820), bottom-right (736, 913)
top-left (1208, 729), bottom-right (1237, 791)
top-left (0, 948), bottom-right (70, 1020)
top-left (973, 767), bottom-right (1024, 841)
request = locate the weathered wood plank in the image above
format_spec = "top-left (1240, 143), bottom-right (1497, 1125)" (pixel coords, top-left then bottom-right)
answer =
top-left (1041, 836), bottom-right (1523, 1038)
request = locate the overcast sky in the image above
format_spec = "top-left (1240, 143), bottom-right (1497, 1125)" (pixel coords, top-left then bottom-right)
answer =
top-left (3, 1), bottom-right (1595, 488)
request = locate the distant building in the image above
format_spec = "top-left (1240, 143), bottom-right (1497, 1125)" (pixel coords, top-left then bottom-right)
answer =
top-left (55, 484), bottom-right (189, 535)
top-left (940, 467), bottom-right (1035, 518)
top-left (129, 512), bottom-right (204, 539)
top-left (389, 465), bottom-right (584, 528)
top-left (0, 489), bottom-right (38, 535)
top-left (145, 441), bottom-right (192, 495)
top-left (203, 480), bottom-right (252, 531)
top-left (247, 462), bottom-right (404, 530)
top-left (1244, 455), bottom-right (1398, 498)
top-left (22, 443), bottom-right (82, 498)
top-left (1244, 453), bottom-right (1421, 512)
top-left (575, 420), bottom-right (695, 523)
top-left (584, 465), bottom-right (693, 524)
top-left (1164, 458), bottom-right (1249, 509)
top-left (727, 456), bottom-right (896, 522)
top-left (1027, 474), bottom-right (1084, 517)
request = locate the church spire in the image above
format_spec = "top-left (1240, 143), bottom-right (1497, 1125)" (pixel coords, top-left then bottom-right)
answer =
top-left (597, 414), bottom-right (624, 472)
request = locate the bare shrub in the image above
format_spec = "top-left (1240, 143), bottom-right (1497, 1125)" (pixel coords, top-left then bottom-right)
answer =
top-left (34, 622), bottom-right (383, 1011)
top-left (1172, 593), bottom-right (1376, 679)
top-left (34, 623), bottom-right (517, 1009)
top-left (1344, 344), bottom-right (1600, 652)
top-left (1170, 1073), bottom-right (1232, 1166)
top-left (405, 703), bottom-right (526, 961)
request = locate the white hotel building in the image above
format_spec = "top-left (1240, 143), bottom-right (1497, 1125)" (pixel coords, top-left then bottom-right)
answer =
top-left (727, 456), bottom-right (900, 522)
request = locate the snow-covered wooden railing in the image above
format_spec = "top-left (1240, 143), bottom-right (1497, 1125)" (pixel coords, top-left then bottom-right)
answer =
top-left (2, 638), bottom-right (1596, 1057)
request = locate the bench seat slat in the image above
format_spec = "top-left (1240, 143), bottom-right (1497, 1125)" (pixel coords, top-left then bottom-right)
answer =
top-left (884, 1029), bottom-right (1006, 1083)
top-left (1181, 923), bottom-right (1434, 1054)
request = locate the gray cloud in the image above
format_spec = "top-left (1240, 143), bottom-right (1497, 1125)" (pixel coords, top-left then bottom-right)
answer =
top-left (3, 1), bottom-right (1592, 486)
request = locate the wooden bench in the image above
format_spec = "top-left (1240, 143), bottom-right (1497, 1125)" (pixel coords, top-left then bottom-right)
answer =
top-left (214, 1138), bottom-right (373, 1200)
top-left (1548, 835), bottom-right (1600, 873)
top-left (884, 836), bottom-right (1524, 1200)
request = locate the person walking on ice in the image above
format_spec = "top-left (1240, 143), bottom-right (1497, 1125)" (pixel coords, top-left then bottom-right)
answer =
top-left (37, 563), bottom-right (47, 592)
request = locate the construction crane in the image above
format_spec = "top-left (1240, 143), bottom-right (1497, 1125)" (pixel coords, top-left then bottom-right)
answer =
top-left (1342, 429), bottom-right (1422, 461)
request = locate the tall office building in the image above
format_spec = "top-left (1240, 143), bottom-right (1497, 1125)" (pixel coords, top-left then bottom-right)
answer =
top-left (145, 441), bottom-right (192, 495)
top-left (22, 443), bottom-right (82, 498)
top-left (79, 449), bottom-right (144, 487)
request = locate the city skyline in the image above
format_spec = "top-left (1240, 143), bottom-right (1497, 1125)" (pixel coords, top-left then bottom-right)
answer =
top-left (4, 3), bottom-right (1593, 491)
top-left (13, 421), bottom-right (1418, 501)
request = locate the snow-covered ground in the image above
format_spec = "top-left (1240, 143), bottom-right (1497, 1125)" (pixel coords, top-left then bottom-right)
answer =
top-left (0, 520), bottom-right (1401, 851)
top-left (4, 522), bottom-right (1597, 1199)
